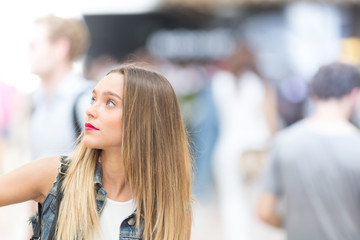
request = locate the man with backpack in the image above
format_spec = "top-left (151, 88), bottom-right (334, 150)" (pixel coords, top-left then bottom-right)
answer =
top-left (29, 14), bottom-right (93, 160)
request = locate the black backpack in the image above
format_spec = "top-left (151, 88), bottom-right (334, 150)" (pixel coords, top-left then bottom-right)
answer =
top-left (72, 90), bottom-right (89, 138)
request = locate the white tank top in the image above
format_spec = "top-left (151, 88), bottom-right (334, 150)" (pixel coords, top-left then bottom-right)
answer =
top-left (93, 198), bottom-right (136, 240)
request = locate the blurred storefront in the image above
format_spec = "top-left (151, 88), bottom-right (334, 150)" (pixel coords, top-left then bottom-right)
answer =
top-left (80, 2), bottom-right (360, 132)
top-left (83, 1), bottom-right (360, 79)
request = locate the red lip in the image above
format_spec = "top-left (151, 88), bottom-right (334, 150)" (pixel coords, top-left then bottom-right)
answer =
top-left (85, 123), bottom-right (99, 131)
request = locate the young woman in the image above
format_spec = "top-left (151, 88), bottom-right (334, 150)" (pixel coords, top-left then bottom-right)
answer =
top-left (0, 64), bottom-right (193, 240)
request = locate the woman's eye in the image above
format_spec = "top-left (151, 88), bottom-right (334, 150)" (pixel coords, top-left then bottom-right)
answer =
top-left (90, 97), bottom-right (96, 104)
top-left (106, 100), bottom-right (115, 107)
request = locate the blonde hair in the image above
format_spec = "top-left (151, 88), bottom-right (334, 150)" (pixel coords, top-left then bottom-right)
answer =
top-left (56, 64), bottom-right (193, 240)
top-left (35, 14), bottom-right (89, 61)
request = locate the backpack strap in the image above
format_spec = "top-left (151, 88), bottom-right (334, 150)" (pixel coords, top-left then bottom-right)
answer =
top-left (72, 90), bottom-right (89, 139)
top-left (48, 156), bottom-right (70, 239)
top-left (30, 203), bottom-right (42, 240)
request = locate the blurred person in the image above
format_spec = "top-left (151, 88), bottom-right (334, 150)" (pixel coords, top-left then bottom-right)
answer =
top-left (276, 74), bottom-right (308, 127)
top-left (0, 82), bottom-right (19, 172)
top-left (29, 14), bottom-right (92, 160)
top-left (0, 64), bottom-right (193, 240)
top-left (0, 82), bottom-right (19, 138)
top-left (212, 46), bottom-right (278, 240)
top-left (258, 62), bottom-right (360, 240)
top-left (191, 75), bottom-right (219, 199)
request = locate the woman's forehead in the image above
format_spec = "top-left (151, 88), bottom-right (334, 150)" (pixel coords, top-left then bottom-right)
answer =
top-left (94, 73), bottom-right (124, 94)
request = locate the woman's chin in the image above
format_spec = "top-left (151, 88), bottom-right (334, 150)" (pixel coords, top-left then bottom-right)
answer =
top-left (83, 138), bottom-right (100, 149)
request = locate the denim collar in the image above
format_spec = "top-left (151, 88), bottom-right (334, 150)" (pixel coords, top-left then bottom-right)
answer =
top-left (94, 161), bottom-right (107, 213)
top-left (93, 160), bottom-right (140, 228)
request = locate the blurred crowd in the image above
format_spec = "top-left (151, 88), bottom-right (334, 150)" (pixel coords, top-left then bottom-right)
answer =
top-left (1, 1), bottom-right (360, 240)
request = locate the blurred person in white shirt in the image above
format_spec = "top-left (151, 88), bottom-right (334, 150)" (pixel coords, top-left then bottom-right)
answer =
top-left (212, 46), bottom-right (278, 240)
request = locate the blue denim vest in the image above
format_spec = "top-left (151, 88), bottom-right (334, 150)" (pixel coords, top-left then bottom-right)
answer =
top-left (31, 159), bottom-right (143, 240)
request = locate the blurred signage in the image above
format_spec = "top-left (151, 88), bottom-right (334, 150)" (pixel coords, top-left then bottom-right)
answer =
top-left (146, 28), bottom-right (236, 60)
top-left (341, 38), bottom-right (360, 64)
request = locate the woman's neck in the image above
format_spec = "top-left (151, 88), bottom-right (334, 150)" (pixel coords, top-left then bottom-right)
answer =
top-left (100, 150), bottom-right (132, 202)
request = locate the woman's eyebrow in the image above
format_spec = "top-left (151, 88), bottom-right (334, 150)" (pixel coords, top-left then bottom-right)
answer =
top-left (92, 89), bottom-right (122, 100)
top-left (93, 89), bottom-right (122, 100)
top-left (103, 91), bottom-right (122, 100)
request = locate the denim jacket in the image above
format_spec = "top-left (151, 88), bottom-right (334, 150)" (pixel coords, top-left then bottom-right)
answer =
top-left (31, 159), bottom-right (143, 240)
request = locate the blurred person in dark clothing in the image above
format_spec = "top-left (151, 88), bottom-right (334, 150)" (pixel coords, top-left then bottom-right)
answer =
top-left (29, 15), bottom-right (92, 160)
top-left (276, 74), bottom-right (308, 127)
top-left (258, 62), bottom-right (360, 240)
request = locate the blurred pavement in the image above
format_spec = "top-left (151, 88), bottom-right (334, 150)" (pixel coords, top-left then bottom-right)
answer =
top-left (191, 179), bottom-right (286, 240)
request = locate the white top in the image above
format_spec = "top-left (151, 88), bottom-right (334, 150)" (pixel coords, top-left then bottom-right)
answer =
top-left (30, 71), bottom-right (93, 160)
top-left (212, 70), bottom-right (270, 159)
top-left (94, 198), bottom-right (136, 240)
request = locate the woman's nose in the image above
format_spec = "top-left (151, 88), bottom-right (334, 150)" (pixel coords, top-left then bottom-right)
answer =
top-left (86, 104), bottom-right (97, 119)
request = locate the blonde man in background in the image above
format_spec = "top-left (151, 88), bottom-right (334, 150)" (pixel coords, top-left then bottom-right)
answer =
top-left (29, 14), bottom-right (93, 160)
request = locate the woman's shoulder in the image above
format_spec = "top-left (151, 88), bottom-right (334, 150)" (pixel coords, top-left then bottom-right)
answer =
top-left (32, 156), bottom-right (62, 203)
top-left (33, 156), bottom-right (61, 176)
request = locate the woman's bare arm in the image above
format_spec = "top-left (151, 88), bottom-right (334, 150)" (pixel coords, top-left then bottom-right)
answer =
top-left (0, 156), bottom-right (59, 207)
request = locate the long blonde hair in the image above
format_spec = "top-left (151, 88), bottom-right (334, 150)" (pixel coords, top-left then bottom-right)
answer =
top-left (56, 64), bottom-right (193, 240)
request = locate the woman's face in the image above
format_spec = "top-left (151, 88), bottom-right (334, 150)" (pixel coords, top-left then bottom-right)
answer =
top-left (83, 72), bottom-right (124, 150)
